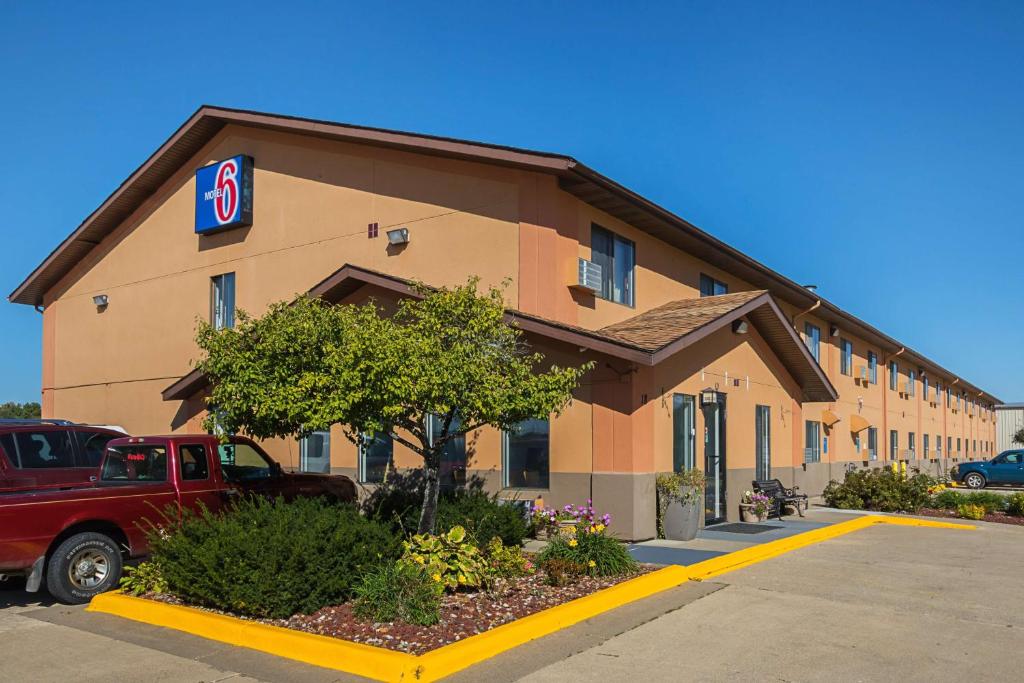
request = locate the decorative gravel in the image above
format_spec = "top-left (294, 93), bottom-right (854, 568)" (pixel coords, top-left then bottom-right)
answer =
top-left (915, 507), bottom-right (1024, 526)
top-left (148, 566), bottom-right (655, 655)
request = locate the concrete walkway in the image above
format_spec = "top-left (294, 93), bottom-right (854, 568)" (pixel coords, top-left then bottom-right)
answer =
top-left (520, 514), bottom-right (1024, 682)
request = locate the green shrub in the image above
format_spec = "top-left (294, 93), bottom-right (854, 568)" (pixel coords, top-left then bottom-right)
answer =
top-left (537, 527), bottom-right (638, 577)
top-left (934, 491), bottom-right (1007, 513)
top-left (823, 468), bottom-right (935, 512)
top-left (149, 497), bottom-right (400, 619)
top-left (352, 562), bottom-right (442, 626)
top-left (400, 525), bottom-right (490, 591)
top-left (437, 490), bottom-right (529, 547)
top-left (119, 561), bottom-right (167, 596)
top-left (930, 489), bottom-right (965, 509)
top-left (1006, 493), bottom-right (1024, 517)
top-left (483, 537), bottom-right (532, 578)
top-left (957, 503), bottom-right (986, 520)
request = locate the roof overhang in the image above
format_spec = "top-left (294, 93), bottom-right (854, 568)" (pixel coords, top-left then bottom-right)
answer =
top-left (16, 105), bottom-right (997, 404)
top-left (162, 264), bottom-right (837, 403)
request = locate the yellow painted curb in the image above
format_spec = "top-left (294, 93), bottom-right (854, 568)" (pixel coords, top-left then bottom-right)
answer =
top-left (86, 515), bottom-right (973, 682)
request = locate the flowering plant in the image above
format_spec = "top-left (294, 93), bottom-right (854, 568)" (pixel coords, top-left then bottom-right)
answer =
top-left (741, 491), bottom-right (772, 517)
top-left (531, 499), bottom-right (612, 537)
top-left (399, 525), bottom-right (489, 591)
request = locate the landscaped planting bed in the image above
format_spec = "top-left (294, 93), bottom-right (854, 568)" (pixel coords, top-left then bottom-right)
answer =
top-left (120, 493), bottom-right (649, 654)
top-left (913, 506), bottom-right (1024, 527)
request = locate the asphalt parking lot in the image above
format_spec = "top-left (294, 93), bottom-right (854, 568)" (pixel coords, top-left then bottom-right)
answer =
top-left (3, 511), bottom-right (1021, 682)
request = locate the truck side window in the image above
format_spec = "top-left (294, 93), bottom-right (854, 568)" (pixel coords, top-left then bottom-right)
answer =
top-left (101, 445), bottom-right (168, 483)
top-left (179, 444), bottom-right (210, 481)
top-left (218, 443), bottom-right (273, 482)
top-left (8, 431), bottom-right (75, 469)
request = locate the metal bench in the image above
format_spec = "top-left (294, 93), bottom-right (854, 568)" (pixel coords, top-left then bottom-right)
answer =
top-left (753, 479), bottom-right (808, 519)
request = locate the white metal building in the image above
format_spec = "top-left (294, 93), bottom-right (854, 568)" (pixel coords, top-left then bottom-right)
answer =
top-left (996, 404), bottom-right (1024, 452)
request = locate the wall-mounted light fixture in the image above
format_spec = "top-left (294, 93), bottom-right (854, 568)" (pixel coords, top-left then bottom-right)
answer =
top-left (386, 227), bottom-right (410, 245)
top-left (731, 319), bottom-right (748, 334)
top-left (92, 294), bottom-right (109, 308)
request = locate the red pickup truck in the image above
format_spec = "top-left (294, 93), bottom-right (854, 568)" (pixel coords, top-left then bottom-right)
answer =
top-left (0, 434), bottom-right (355, 604)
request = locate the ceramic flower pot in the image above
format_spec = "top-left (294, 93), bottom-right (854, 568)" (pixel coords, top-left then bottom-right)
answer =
top-left (739, 504), bottom-right (767, 523)
top-left (662, 487), bottom-right (700, 541)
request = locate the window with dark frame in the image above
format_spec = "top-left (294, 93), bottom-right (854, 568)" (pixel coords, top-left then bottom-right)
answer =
top-left (867, 351), bottom-right (878, 384)
top-left (503, 418), bottom-right (550, 489)
top-left (804, 323), bottom-right (821, 362)
top-left (699, 273), bottom-right (728, 297)
top-left (840, 339), bottom-right (853, 376)
top-left (590, 224), bottom-right (635, 306)
top-left (358, 431), bottom-right (392, 483)
top-left (211, 272), bottom-right (236, 330)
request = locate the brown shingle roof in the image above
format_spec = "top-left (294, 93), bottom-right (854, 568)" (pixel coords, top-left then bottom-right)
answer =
top-left (598, 291), bottom-right (767, 352)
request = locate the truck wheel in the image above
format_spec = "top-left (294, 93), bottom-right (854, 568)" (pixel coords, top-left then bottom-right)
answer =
top-left (46, 532), bottom-right (123, 604)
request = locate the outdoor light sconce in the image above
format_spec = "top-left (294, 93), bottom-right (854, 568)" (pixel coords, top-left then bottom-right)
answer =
top-left (386, 227), bottom-right (410, 245)
top-left (829, 324), bottom-right (839, 337)
top-left (92, 294), bottom-right (109, 309)
top-left (731, 319), bottom-right (748, 334)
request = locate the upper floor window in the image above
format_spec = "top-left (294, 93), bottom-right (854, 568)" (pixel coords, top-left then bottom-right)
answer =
top-left (907, 370), bottom-right (916, 397)
top-left (867, 351), bottom-right (877, 384)
top-left (804, 323), bottom-right (821, 362)
top-left (889, 361), bottom-right (899, 391)
top-left (840, 339), bottom-right (853, 376)
top-left (699, 274), bottom-right (728, 297)
top-left (211, 272), bottom-right (236, 330)
top-left (590, 224), bottom-right (634, 307)
top-left (923, 376), bottom-right (929, 401)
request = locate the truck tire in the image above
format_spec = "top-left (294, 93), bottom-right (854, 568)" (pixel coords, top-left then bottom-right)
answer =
top-left (46, 532), bottom-right (123, 604)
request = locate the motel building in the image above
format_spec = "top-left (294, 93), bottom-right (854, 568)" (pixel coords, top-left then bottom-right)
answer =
top-left (10, 107), bottom-right (1000, 539)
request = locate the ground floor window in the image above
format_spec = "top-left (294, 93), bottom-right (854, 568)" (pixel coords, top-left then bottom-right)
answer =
top-left (427, 414), bottom-right (466, 488)
top-left (358, 431), bottom-right (392, 483)
top-left (936, 435), bottom-right (942, 458)
top-left (299, 431), bottom-right (331, 474)
top-left (923, 434), bottom-right (930, 459)
top-left (908, 432), bottom-right (916, 459)
top-left (890, 430), bottom-right (899, 460)
top-left (867, 427), bottom-right (878, 460)
top-left (804, 421), bottom-right (821, 463)
top-left (755, 405), bottom-right (771, 480)
top-left (502, 418), bottom-right (550, 489)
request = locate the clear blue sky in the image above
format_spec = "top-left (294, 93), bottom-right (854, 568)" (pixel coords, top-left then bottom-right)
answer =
top-left (1, 1), bottom-right (1021, 403)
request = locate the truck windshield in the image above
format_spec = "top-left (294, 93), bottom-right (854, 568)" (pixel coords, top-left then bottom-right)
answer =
top-left (101, 445), bottom-right (168, 483)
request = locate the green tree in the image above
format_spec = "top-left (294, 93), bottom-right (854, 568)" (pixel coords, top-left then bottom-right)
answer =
top-left (1014, 427), bottom-right (1024, 446)
top-left (0, 402), bottom-right (41, 419)
top-left (195, 279), bottom-right (591, 533)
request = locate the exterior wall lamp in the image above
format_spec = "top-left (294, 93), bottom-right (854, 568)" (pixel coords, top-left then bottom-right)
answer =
top-left (92, 294), bottom-right (109, 308)
top-left (386, 228), bottom-right (410, 245)
top-left (732, 319), bottom-right (748, 334)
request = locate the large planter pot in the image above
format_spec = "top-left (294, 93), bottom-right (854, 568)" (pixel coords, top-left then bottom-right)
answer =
top-left (662, 489), bottom-right (701, 541)
top-left (739, 504), bottom-right (767, 523)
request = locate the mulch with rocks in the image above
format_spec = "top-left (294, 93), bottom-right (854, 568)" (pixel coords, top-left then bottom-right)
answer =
top-left (146, 566), bottom-right (656, 656)
top-left (915, 508), bottom-right (1024, 527)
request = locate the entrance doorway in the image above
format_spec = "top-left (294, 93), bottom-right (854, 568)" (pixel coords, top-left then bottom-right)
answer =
top-left (702, 391), bottom-right (727, 525)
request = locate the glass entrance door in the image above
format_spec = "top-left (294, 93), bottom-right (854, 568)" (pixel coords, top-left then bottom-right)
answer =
top-left (755, 405), bottom-right (771, 481)
top-left (703, 393), bottom-right (727, 525)
top-left (673, 394), bottom-right (695, 471)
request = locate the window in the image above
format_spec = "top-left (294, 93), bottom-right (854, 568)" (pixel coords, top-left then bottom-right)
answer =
top-left (936, 435), bottom-right (942, 456)
top-left (101, 445), bottom-right (167, 482)
top-left (218, 442), bottom-right (274, 482)
top-left (936, 381), bottom-right (942, 403)
top-left (867, 427), bottom-right (878, 460)
top-left (804, 324), bottom-right (821, 362)
top-left (755, 405), bottom-right (771, 480)
top-left (699, 274), bottom-right (728, 297)
top-left (889, 361), bottom-right (899, 391)
top-left (957, 438), bottom-right (962, 455)
top-left (211, 272), bottom-right (236, 330)
top-left (867, 351), bottom-right (878, 384)
top-left (923, 376), bottom-right (929, 402)
top-left (854, 432), bottom-right (861, 454)
top-left (73, 430), bottom-right (117, 467)
top-left (590, 225), bottom-right (634, 306)
top-left (946, 387), bottom-right (951, 407)
top-left (804, 421), bottom-right (821, 463)
top-left (923, 434), bottom-right (929, 458)
top-left (947, 436), bottom-right (952, 454)
top-left (908, 432), bottom-right (916, 458)
top-left (358, 431), bottom-right (392, 483)
top-left (890, 430), bottom-right (899, 460)
top-left (0, 431), bottom-right (75, 469)
top-left (908, 370), bottom-right (916, 397)
top-left (672, 394), bottom-right (696, 471)
top-left (427, 414), bottom-right (467, 488)
top-left (503, 418), bottom-right (550, 488)
top-left (973, 439), bottom-right (977, 454)
top-left (840, 339), bottom-right (853, 375)
top-left (178, 444), bottom-right (210, 480)
top-left (301, 431), bottom-right (332, 474)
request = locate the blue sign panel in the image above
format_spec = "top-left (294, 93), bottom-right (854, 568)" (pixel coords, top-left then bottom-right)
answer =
top-left (195, 155), bottom-right (254, 234)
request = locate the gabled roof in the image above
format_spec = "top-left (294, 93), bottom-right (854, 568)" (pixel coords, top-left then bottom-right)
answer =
top-left (162, 264), bottom-right (837, 403)
top-left (14, 105), bottom-right (997, 403)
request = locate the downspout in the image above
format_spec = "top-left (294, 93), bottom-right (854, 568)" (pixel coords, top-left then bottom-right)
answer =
top-left (882, 347), bottom-right (905, 463)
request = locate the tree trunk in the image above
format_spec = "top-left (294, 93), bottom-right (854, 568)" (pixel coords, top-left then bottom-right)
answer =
top-left (418, 461), bottom-right (441, 535)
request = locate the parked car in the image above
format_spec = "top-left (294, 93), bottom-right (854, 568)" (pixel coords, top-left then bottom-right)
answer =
top-left (0, 434), bottom-right (355, 603)
top-left (956, 450), bottom-right (1024, 489)
top-left (0, 420), bottom-right (125, 494)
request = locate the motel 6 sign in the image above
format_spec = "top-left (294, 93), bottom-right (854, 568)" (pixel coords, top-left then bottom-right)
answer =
top-left (194, 155), bottom-right (254, 234)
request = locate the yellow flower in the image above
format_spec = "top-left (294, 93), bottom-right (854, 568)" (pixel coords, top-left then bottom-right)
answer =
top-left (458, 574), bottom-right (467, 584)
top-left (595, 523), bottom-right (605, 532)
top-left (432, 573), bottom-right (441, 582)
top-left (588, 560), bottom-right (596, 568)
top-left (568, 539), bottom-right (578, 547)
top-left (414, 555), bottom-right (425, 564)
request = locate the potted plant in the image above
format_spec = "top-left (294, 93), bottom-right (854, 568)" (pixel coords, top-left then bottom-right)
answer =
top-left (739, 490), bottom-right (772, 522)
top-left (656, 470), bottom-right (706, 541)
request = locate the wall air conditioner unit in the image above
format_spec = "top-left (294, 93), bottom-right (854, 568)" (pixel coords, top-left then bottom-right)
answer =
top-left (572, 258), bottom-right (602, 294)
